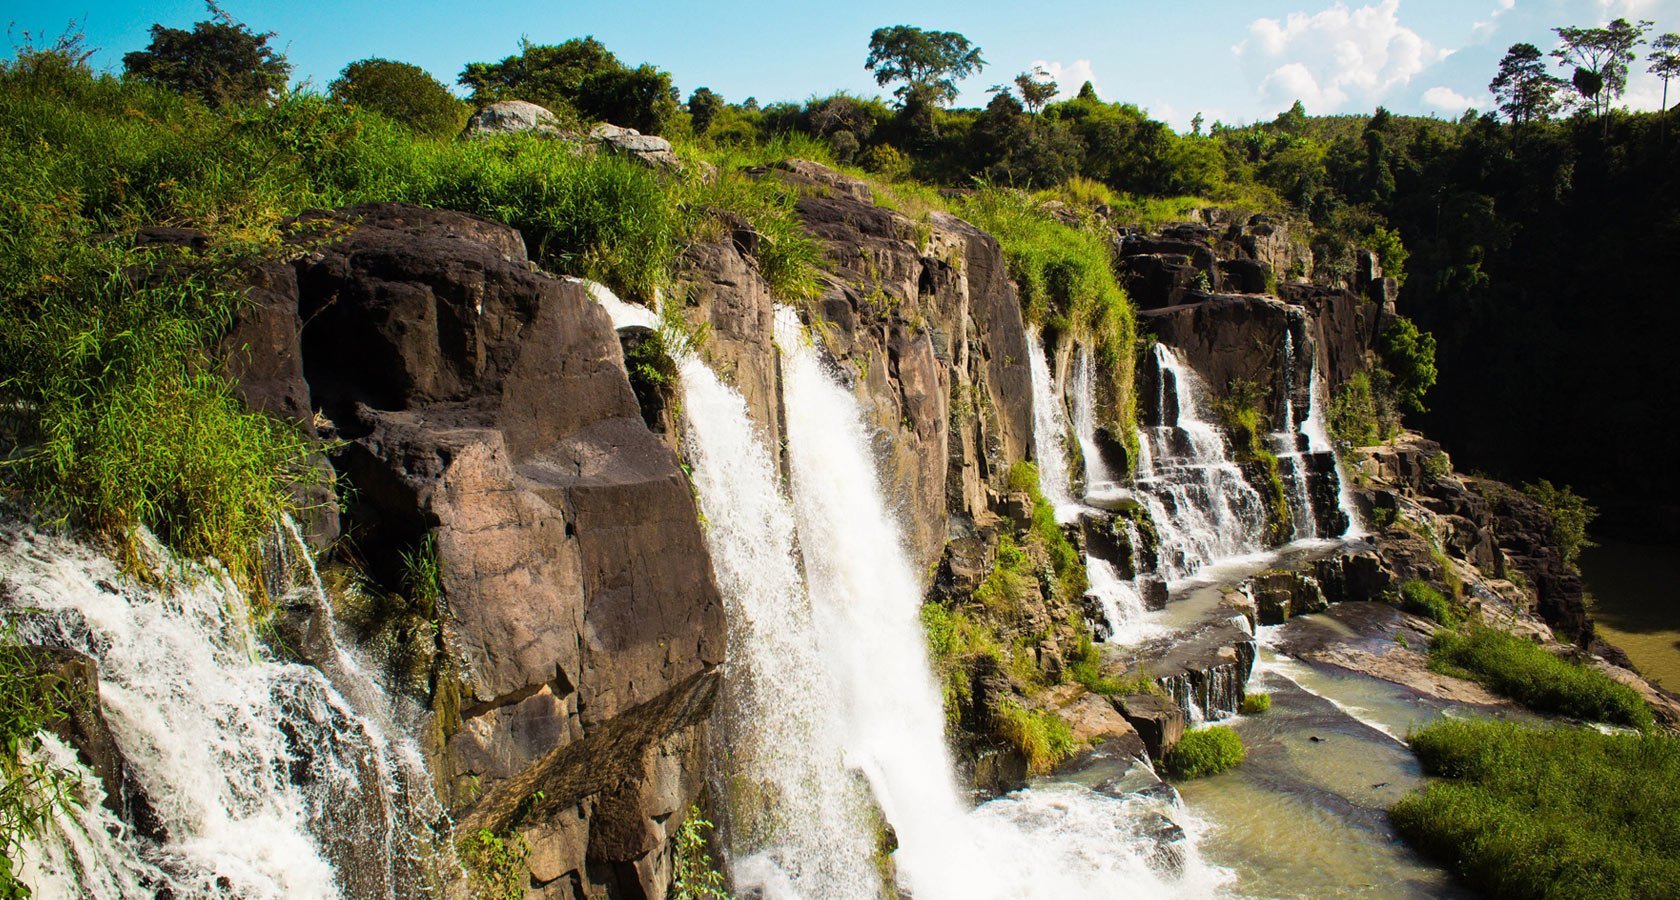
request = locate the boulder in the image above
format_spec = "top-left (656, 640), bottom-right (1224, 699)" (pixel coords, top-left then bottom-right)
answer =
top-left (590, 123), bottom-right (681, 171)
top-left (1115, 693), bottom-right (1186, 760)
top-left (1247, 569), bottom-right (1327, 625)
top-left (464, 100), bottom-right (564, 138)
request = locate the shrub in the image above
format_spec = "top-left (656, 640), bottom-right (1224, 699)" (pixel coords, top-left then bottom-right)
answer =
top-left (672, 807), bottom-right (729, 900)
top-left (458, 827), bottom-right (529, 900)
top-left (1429, 627), bottom-right (1652, 729)
top-left (0, 635), bottom-right (75, 899)
top-left (1392, 719), bottom-right (1680, 899)
top-left (1522, 479), bottom-right (1598, 567)
top-left (993, 701), bottom-right (1077, 774)
top-left (330, 58), bottom-right (465, 138)
top-left (1239, 692), bottom-right (1272, 715)
top-left (1162, 726), bottom-right (1245, 779)
top-left (1376, 317), bottom-right (1437, 414)
top-left (1398, 579), bottom-right (1460, 626)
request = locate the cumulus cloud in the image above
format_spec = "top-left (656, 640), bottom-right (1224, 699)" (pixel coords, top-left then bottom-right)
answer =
top-left (1029, 59), bottom-right (1100, 101)
top-left (1422, 86), bottom-right (1479, 111)
top-left (1237, 0), bottom-right (1450, 114)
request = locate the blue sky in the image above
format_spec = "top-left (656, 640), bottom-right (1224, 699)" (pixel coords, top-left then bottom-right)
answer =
top-left (8, 0), bottom-right (1679, 131)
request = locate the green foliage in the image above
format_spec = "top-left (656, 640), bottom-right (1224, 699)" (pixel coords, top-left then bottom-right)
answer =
top-left (672, 808), bottom-right (729, 900)
top-left (121, 3), bottom-right (289, 108)
top-left (458, 827), bottom-right (529, 900)
top-left (1392, 719), bottom-right (1680, 899)
top-left (1421, 450), bottom-right (1452, 482)
top-left (1066, 633), bottom-right (1159, 697)
top-left (1326, 372), bottom-right (1397, 453)
top-left (458, 37), bottom-right (679, 134)
top-left (1162, 726), bottom-right (1245, 779)
top-left (1376, 318), bottom-right (1437, 414)
top-left (1491, 43), bottom-right (1568, 124)
top-left (1239, 692), bottom-right (1272, 715)
top-left (330, 58), bottom-right (465, 138)
top-left (993, 700), bottom-right (1076, 774)
top-left (1522, 480), bottom-right (1598, 567)
top-left (0, 635), bottom-right (76, 899)
top-left (1429, 627), bottom-right (1653, 729)
top-left (865, 26), bottom-right (986, 107)
top-left (687, 87), bottom-right (723, 135)
top-left (1006, 462), bottom-right (1089, 601)
top-left (1398, 579), bottom-right (1460, 626)
top-left (920, 602), bottom-right (999, 726)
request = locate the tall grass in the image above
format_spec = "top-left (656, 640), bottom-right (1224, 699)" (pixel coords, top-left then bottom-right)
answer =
top-left (1392, 719), bottom-right (1680, 898)
top-left (1429, 627), bottom-right (1652, 730)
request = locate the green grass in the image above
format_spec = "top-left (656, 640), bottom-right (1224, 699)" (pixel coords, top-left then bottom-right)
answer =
top-left (0, 58), bottom-right (824, 584)
top-left (1392, 719), bottom-right (1680, 899)
top-left (1007, 462), bottom-right (1088, 602)
top-left (1429, 627), bottom-right (1652, 730)
top-left (993, 700), bottom-right (1077, 775)
top-left (1162, 726), bottom-right (1245, 779)
top-left (958, 190), bottom-right (1139, 466)
top-left (1239, 692), bottom-right (1272, 715)
top-left (1398, 579), bottom-right (1460, 627)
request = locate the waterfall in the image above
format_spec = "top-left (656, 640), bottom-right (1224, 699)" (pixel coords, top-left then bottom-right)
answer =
top-left (1138, 344), bottom-right (1268, 580)
top-left (776, 308), bottom-right (1220, 899)
top-left (3, 524), bottom-right (444, 899)
top-left (1026, 328), bottom-right (1079, 520)
top-left (676, 355), bottom-right (882, 896)
top-left (1300, 353), bottom-right (1366, 538)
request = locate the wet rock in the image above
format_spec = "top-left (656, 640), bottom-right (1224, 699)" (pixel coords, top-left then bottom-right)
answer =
top-left (1115, 693), bottom-right (1186, 760)
top-left (1247, 569), bottom-right (1327, 625)
top-left (670, 224), bottom-right (780, 447)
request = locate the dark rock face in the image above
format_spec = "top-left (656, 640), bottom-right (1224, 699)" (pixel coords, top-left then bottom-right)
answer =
top-left (1466, 478), bottom-right (1593, 643)
top-left (1247, 569), bottom-right (1328, 625)
top-left (229, 202), bottom-right (726, 896)
top-left (1115, 693), bottom-right (1186, 760)
top-left (768, 161), bottom-right (1033, 574)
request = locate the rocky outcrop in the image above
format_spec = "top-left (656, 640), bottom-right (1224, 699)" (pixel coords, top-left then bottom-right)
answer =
top-left (766, 160), bottom-right (1033, 574)
top-left (226, 202), bottom-right (724, 897)
top-left (464, 100), bottom-right (564, 138)
top-left (589, 124), bottom-right (680, 171)
top-left (1246, 569), bottom-right (1328, 625)
top-left (670, 220), bottom-right (781, 448)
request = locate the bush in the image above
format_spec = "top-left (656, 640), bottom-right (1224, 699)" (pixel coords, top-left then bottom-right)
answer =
top-left (1522, 479), bottom-right (1597, 567)
top-left (1239, 692), bottom-right (1272, 715)
top-left (1429, 627), bottom-right (1652, 729)
top-left (1376, 317), bottom-right (1437, 414)
top-left (330, 58), bottom-right (465, 138)
top-left (1398, 579), bottom-right (1460, 626)
top-left (1162, 726), bottom-right (1245, 779)
top-left (993, 701), bottom-right (1077, 774)
top-left (1392, 719), bottom-right (1680, 898)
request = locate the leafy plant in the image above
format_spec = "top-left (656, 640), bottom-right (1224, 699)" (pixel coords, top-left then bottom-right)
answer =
top-left (458, 827), bottom-right (529, 900)
top-left (1162, 726), bottom-right (1245, 779)
top-left (0, 636), bottom-right (76, 899)
top-left (672, 807), bottom-right (729, 900)
top-left (1429, 627), bottom-right (1652, 729)
top-left (330, 58), bottom-right (465, 138)
top-left (1239, 692), bottom-right (1272, 715)
top-left (1397, 579), bottom-right (1460, 626)
top-left (122, 2), bottom-right (290, 107)
top-left (993, 700), bottom-right (1076, 774)
top-left (1522, 479), bottom-right (1598, 567)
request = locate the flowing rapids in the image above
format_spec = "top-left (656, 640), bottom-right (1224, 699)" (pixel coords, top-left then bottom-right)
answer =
top-left (2, 524), bottom-right (444, 899)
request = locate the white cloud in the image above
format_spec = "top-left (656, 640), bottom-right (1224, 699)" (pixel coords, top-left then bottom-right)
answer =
top-left (1239, 0), bottom-right (1450, 114)
top-left (1423, 85), bottom-right (1479, 111)
top-left (1471, 0), bottom-right (1517, 43)
top-left (1029, 59), bottom-right (1100, 101)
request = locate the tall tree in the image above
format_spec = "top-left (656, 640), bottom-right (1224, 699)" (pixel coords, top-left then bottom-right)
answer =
top-left (459, 38), bottom-right (679, 134)
top-left (687, 87), bottom-right (723, 135)
top-left (1552, 18), bottom-right (1651, 129)
top-left (1651, 33), bottom-right (1680, 143)
top-left (330, 58), bottom-right (463, 137)
top-left (1014, 66), bottom-right (1057, 114)
top-left (121, 2), bottom-right (289, 107)
top-left (864, 25), bottom-right (985, 107)
top-left (1489, 42), bottom-right (1566, 124)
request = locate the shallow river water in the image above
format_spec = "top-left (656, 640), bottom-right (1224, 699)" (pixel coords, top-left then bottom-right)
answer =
top-left (1580, 538), bottom-right (1680, 690)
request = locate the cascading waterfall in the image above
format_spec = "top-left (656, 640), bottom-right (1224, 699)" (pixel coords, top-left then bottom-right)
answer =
top-left (1299, 351), bottom-right (1366, 538)
top-left (2, 523), bottom-right (444, 899)
top-left (1025, 327), bottom-right (1078, 519)
top-left (1269, 326), bottom-right (1320, 541)
top-left (1138, 344), bottom-right (1268, 580)
top-left (776, 307), bottom-right (1224, 899)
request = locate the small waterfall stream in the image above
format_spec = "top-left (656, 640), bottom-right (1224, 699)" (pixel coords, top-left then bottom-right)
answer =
top-left (1025, 328), bottom-right (1079, 519)
top-left (3, 524), bottom-right (444, 899)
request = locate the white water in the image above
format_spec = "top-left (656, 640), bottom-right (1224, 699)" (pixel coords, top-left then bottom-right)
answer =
top-left (1139, 344), bottom-right (1268, 581)
top-left (1026, 328), bottom-right (1079, 519)
top-left (2, 524), bottom-right (442, 899)
top-left (677, 354), bottom-right (881, 896)
top-left (1070, 347), bottom-right (1117, 490)
top-left (776, 308), bottom-right (1222, 899)
top-left (1300, 352), bottom-right (1367, 539)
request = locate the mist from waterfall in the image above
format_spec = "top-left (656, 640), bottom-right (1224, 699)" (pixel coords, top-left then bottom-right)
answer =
top-left (4, 524), bottom-right (444, 899)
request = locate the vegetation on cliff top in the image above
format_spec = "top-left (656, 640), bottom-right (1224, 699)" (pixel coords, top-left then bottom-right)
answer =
top-left (1392, 719), bottom-right (1680, 899)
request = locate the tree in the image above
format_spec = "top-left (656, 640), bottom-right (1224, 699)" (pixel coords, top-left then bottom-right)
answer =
top-left (459, 38), bottom-right (679, 134)
top-left (864, 25), bottom-right (985, 107)
top-left (1190, 112), bottom-right (1205, 137)
top-left (1377, 318), bottom-right (1437, 413)
top-left (1650, 33), bottom-right (1680, 143)
top-left (1552, 18), bottom-right (1651, 127)
top-left (1489, 43), bottom-right (1565, 124)
top-left (687, 87), bottom-right (723, 135)
top-left (1014, 66), bottom-right (1057, 114)
top-left (121, 2), bottom-right (289, 107)
top-left (330, 58), bottom-right (463, 137)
